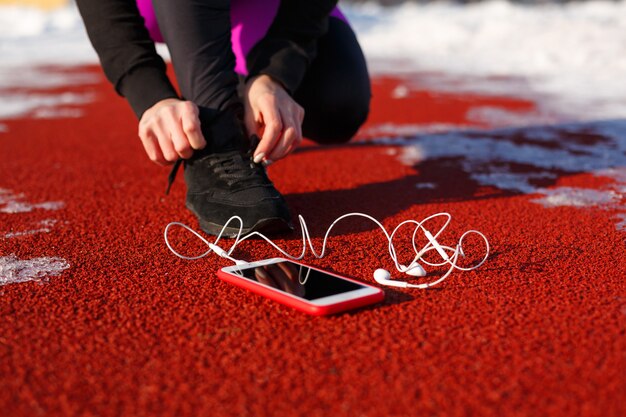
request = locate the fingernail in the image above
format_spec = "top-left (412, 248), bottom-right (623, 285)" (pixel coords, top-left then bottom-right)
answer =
top-left (262, 159), bottom-right (273, 167)
top-left (253, 152), bottom-right (265, 164)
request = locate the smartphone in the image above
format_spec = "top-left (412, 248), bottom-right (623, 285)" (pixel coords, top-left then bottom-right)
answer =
top-left (218, 258), bottom-right (384, 316)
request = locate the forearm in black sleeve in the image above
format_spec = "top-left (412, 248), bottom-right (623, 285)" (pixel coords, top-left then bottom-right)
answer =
top-left (245, 0), bottom-right (338, 94)
top-left (75, 0), bottom-right (178, 118)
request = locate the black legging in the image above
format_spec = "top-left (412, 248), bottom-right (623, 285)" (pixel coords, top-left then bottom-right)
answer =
top-left (152, 0), bottom-right (371, 146)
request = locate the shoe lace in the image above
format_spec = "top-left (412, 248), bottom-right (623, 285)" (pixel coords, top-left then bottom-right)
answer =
top-left (165, 149), bottom-right (264, 195)
top-left (209, 150), bottom-right (266, 187)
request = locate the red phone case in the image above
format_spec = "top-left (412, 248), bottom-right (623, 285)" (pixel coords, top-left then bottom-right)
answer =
top-left (217, 259), bottom-right (384, 316)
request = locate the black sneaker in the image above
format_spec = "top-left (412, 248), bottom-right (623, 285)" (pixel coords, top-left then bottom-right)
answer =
top-left (164, 107), bottom-right (292, 237)
top-left (180, 147), bottom-right (293, 237)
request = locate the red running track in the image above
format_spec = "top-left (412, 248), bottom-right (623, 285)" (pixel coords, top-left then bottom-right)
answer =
top-left (0, 66), bottom-right (624, 417)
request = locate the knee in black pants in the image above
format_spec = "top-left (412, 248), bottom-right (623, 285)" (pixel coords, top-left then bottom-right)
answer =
top-left (294, 17), bottom-right (371, 145)
top-left (301, 88), bottom-right (370, 144)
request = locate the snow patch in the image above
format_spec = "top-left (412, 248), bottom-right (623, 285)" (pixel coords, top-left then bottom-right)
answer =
top-left (398, 145), bottom-right (425, 166)
top-left (391, 84), bottom-right (410, 99)
top-left (3, 219), bottom-right (58, 239)
top-left (0, 4), bottom-right (98, 121)
top-left (385, 120), bottom-right (626, 194)
top-left (532, 187), bottom-right (620, 208)
top-left (466, 106), bottom-right (557, 128)
top-left (473, 171), bottom-right (557, 194)
top-left (348, 0), bottom-right (626, 120)
top-left (596, 168), bottom-right (626, 186)
top-left (363, 123), bottom-right (473, 137)
top-left (0, 254), bottom-right (69, 286)
top-left (0, 4), bottom-right (96, 66)
top-left (0, 67), bottom-right (98, 91)
top-left (0, 92), bottom-right (92, 120)
top-left (0, 189), bottom-right (65, 213)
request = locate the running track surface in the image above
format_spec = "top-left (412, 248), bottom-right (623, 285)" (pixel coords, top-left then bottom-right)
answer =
top-left (1, 66), bottom-right (624, 417)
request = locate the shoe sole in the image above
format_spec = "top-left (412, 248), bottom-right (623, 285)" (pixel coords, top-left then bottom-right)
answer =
top-left (198, 217), bottom-right (293, 238)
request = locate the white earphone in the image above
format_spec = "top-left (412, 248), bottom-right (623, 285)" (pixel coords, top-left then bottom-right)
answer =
top-left (164, 212), bottom-right (489, 289)
top-left (374, 268), bottom-right (430, 289)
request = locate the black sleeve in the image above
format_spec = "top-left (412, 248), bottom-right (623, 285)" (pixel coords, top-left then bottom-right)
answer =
top-left (75, 0), bottom-right (179, 118)
top-left (245, 0), bottom-right (338, 94)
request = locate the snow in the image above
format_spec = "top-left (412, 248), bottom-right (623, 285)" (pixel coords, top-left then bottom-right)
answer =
top-left (0, 188), bottom-right (65, 214)
top-left (0, 92), bottom-right (93, 120)
top-left (532, 187), bottom-right (620, 208)
top-left (349, 0), bottom-right (626, 120)
top-left (0, 254), bottom-right (69, 286)
top-left (3, 219), bottom-right (58, 239)
top-left (0, 4), bottom-right (95, 66)
top-left (0, 3), bottom-right (97, 122)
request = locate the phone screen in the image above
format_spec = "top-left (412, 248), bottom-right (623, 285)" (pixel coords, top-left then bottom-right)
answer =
top-left (230, 260), bottom-right (364, 301)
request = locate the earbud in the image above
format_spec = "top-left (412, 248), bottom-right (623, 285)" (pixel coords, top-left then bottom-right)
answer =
top-left (400, 261), bottom-right (426, 277)
top-left (373, 268), bottom-right (430, 289)
top-left (374, 268), bottom-right (405, 287)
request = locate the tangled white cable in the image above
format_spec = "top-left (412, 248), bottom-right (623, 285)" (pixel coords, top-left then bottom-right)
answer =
top-left (164, 212), bottom-right (489, 289)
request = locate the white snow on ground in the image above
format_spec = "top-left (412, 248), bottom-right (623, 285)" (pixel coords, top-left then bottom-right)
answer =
top-left (380, 121), bottom-right (626, 190)
top-left (532, 187), bottom-right (620, 208)
top-left (3, 219), bottom-right (58, 239)
top-left (0, 92), bottom-right (93, 120)
top-left (0, 3), bottom-right (98, 121)
top-left (349, 0), bottom-right (626, 120)
top-left (0, 188), bottom-right (65, 214)
top-left (0, 254), bottom-right (69, 286)
top-left (0, 4), bottom-right (95, 67)
top-left (0, 189), bottom-right (68, 283)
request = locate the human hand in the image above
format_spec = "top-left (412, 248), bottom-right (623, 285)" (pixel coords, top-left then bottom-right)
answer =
top-left (243, 75), bottom-right (305, 164)
top-left (138, 98), bottom-right (206, 165)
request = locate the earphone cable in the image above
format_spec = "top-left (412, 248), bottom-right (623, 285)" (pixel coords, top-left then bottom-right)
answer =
top-left (163, 212), bottom-right (489, 288)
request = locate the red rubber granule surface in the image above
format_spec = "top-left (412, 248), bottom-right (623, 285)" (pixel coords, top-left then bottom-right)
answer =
top-left (0, 66), bottom-right (624, 417)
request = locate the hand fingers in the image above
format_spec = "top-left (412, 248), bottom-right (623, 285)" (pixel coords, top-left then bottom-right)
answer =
top-left (268, 112), bottom-right (301, 161)
top-left (181, 103), bottom-right (206, 151)
top-left (268, 103), bottom-right (304, 160)
top-left (140, 132), bottom-right (167, 165)
top-left (268, 126), bottom-right (294, 161)
top-left (255, 103), bottom-right (282, 162)
top-left (165, 111), bottom-right (193, 159)
top-left (139, 100), bottom-right (206, 165)
top-left (152, 121), bottom-right (178, 163)
top-left (285, 120), bottom-right (304, 157)
top-left (288, 104), bottom-right (304, 155)
top-left (295, 105), bottom-right (304, 145)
